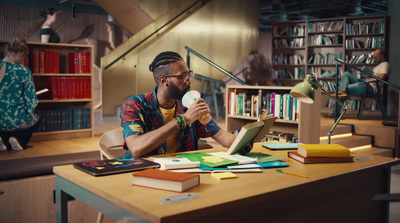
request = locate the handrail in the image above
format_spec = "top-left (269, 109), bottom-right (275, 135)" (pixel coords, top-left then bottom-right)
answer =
top-left (224, 67), bottom-right (248, 84)
top-left (185, 46), bottom-right (248, 85)
top-left (104, 0), bottom-right (202, 70)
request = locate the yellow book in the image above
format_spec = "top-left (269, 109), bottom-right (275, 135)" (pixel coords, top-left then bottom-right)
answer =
top-left (297, 144), bottom-right (350, 158)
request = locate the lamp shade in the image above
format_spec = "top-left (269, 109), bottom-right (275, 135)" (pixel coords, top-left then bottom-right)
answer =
top-left (290, 82), bottom-right (315, 104)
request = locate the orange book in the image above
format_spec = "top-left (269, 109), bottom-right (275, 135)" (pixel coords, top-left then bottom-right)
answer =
top-left (288, 151), bottom-right (354, 164)
top-left (132, 169), bottom-right (200, 192)
top-left (297, 144), bottom-right (351, 157)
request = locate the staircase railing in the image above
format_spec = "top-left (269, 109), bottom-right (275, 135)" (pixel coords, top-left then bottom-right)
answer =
top-left (104, 0), bottom-right (203, 70)
top-left (185, 46), bottom-right (248, 85)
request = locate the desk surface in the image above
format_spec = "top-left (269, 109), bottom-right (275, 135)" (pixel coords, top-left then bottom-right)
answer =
top-left (53, 143), bottom-right (400, 223)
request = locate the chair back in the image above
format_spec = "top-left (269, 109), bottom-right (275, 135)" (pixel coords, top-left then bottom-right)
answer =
top-left (98, 128), bottom-right (124, 160)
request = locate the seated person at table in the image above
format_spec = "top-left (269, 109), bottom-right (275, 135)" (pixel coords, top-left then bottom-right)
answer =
top-left (120, 51), bottom-right (236, 159)
top-left (327, 48), bottom-right (390, 118)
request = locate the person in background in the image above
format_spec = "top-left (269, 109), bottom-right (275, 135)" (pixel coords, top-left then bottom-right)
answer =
top-left (40, 7), bottom-right (60, 43)
top-left (0, 38), bottom-right (39, 151)
top-left (120, 51), bottom-right (236, 159)
top-left (326, 48), bottom-right (390, 118)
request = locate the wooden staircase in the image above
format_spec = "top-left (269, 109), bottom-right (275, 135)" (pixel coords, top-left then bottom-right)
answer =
top-left (320, 118), bottom-right (397, 158)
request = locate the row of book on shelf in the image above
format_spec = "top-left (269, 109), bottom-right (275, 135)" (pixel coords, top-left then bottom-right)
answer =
top-left (272, 54), bottom-right (305, 65)
top-left (345, 37), bottom-right (384, 49)
top-left (228, 90), bottom-right (299, 121)
top-left (273, 25), bottom-right (305, 37)
top-left (273, 38), bottom-right (304, 48)
top-left (273, 67), bottom-right (306, 79)
top-left (45, 77), bottom-right (91, 99)
top-left (345, 21), bottom-right (384, 35)
top-left (35, 108), bottom-right (90, 132)
top-left (308, 21), bottom-right (343, 32)
top-left (347, 53), bottom-right (374, 64)
top-left (308, 53), bottom-right (342, 65)
top-left (28, 50), bottom-right (91, 74)
top-left (309, 34), bottom-right (343, 46)
top-left (326, 98), bottom-right (379, 111)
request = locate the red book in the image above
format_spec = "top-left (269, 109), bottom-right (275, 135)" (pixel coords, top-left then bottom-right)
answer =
top-left (68, 52), bottom-right (79, 74)
top-left (54, 51), bottom-right (60, 73)
top-left (47, 77), bottom-right (58, 99)
top-left (45, 50), bottom-right (54, 73)
top-left (24, 56), bottom-right (29, 68)
top-left (288, 151), bottom-right (354, 164)
top-left (39, 51), bottom-right (45, 73)
top-left (132, 169), bottom-right (200, 192)
top-left (32, 51), bottom-right (40, 73)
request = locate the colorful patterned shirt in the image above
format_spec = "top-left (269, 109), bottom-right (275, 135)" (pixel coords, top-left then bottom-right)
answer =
top-left (120, 87), bottom-right (221, 158)
top-left (0, 60), bottom-right (39, 131)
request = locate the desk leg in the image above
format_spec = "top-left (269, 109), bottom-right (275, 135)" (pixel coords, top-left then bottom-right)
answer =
top-left (55, 175), bottom-right (150, 223)
top-left (55, 177), bottom-right (69, 223)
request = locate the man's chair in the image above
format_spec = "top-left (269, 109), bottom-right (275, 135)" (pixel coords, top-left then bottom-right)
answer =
top-left (97, 128), bottom-right (125, 223)
top-left (348, 80), bottom-right (387, 120)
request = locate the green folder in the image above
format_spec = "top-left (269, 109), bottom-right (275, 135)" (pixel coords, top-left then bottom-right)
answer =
top-left (177, 153), bottom-right (238, 168)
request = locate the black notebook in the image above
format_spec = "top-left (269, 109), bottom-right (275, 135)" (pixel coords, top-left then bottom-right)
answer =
top-left (73, 159), bottom-right (160, 176)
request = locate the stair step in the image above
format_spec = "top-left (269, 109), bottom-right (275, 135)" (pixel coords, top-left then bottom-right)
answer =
top-left (320, 124), bottom-right (352, 137)
top-left (320, 135), bottom-right (372, 148)
top-left (351, 147), bottom-right (394, 158)
top-left (353, 124), bottom-right (397, 148)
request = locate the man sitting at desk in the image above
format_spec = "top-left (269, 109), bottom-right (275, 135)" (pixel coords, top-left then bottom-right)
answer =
top-left (120, 51), bottom-right (236, 159)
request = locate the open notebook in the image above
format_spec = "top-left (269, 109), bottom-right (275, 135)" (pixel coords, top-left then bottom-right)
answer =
top-left (227, 114), bottom-right (277, 155)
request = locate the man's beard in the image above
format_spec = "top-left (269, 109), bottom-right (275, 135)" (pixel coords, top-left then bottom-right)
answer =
top-left (168, 82), bottom-right (188, 100)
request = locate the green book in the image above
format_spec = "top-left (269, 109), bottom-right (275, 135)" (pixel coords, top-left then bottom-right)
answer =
top-left (243, 152), bottom-right (286, 163)
top-left (177, 153), bottom-right (238, 168)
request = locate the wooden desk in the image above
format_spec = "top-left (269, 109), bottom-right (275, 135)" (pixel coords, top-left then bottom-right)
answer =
top-left (54, 144), bottom-right (400, 223)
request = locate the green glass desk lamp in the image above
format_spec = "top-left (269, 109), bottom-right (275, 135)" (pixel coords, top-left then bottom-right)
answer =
top-left (290, 74), bottom-right (349, 144)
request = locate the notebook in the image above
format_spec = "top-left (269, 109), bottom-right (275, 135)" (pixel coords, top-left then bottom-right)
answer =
top-left (262, 143), bottom-right (303, 150)
top-left (73, 158), bottom-right (160, 176)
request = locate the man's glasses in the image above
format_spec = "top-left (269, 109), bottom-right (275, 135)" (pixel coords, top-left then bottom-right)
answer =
top-left (164, 71), bottom-right (193, 81)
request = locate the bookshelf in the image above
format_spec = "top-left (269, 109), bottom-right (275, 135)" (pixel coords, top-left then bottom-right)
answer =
top-left (0, 41), bottom-right (94, 141)
top-left (272, 15), bottom-right (387, 86)
top-left (226, 85), bottom-right (320, 144)
top-left (272, 16), bottom-right (387, 116)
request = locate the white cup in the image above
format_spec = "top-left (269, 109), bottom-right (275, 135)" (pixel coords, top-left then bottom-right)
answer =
top-left (182, 90), bottom-right (212, 124)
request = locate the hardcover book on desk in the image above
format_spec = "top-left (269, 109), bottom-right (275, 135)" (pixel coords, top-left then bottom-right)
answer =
top-left (132, 169), bottom-right (200, 192)
top-left (288, 151), bottom-right (354, 164)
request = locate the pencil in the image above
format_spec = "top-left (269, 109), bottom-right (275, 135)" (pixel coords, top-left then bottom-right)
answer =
top-left (276, 169), bottom-right (308, 178)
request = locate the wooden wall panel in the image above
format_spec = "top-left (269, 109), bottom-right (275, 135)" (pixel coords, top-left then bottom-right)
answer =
top-left (102, 0), bottom-right (259, 115)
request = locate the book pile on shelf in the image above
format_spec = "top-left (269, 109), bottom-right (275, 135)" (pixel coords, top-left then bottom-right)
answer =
top-left (228, 90), bottom-right (299, 121)
top-left (288, 144), bottom-right (354, 164)
top-left (68, 51), bottom-right (91, 73)
top-left (31, 50), bottom-right (60, 74)
top-left (326, 98), bottom-right (361, 111)
top-left (35, 108), bottom-right (90, 132)
top-left (272, 54), bottom-right (305, 65)
top-left (308, 21), bottom-right (343, 32)
top-left (319, 80), bottom-right (336, 92)
top-left (274, 25), bottom-right (305, 36)
top-left (309, 34), bottom-right (343, 46)
top-left (308, 67), bottom-right (342, 78)
top-left (264, 131), bottom-right (294, 142)
top-left (308, 53), bottom-right (342, 64)
top-left (46, 77), bottom-right (91, 99)
top-left (345, 21), bottom-right (384, 35)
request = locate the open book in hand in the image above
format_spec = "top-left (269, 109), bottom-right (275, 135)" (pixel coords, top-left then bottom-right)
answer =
top-left (227, 111), bottom-right (277, 155)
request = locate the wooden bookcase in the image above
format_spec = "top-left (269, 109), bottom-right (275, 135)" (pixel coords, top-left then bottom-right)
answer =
top-left (272, 15), bottom-right (387, 85)
top-left (0, 41), bottom-right (94, 141)
top-left (226, 85), bottom-right (320, 144)
top-left (272, 15), bottom-right (387, 115)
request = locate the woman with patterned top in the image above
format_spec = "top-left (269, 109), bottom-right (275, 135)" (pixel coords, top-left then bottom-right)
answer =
top-left (0, 38), bottom-right (39, 151)
top-left (40, 7), bottom-right (60, 43)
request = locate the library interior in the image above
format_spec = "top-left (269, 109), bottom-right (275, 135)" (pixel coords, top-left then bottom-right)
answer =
top-left (1, 0), bottom-right (400, 222)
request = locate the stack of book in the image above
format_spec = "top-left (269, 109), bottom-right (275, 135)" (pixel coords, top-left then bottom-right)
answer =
top-left (288, 144), bottom-right (354, 164)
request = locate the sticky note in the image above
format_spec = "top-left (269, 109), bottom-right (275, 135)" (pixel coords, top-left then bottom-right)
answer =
top-left (203, 156), bottom-right (225, 163)
top-left (211, 172), bottom-right (237, 180)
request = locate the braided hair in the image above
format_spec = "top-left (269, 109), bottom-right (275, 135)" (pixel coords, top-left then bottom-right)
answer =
top-left (149, 51), bottom-right (183, 85)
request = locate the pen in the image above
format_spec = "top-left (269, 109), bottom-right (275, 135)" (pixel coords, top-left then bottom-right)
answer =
top-left (276, 169), bottom-right (308, 178)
